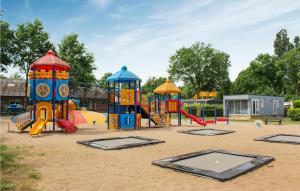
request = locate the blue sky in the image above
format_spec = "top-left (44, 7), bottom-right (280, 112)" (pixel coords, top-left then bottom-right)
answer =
top-left (2, 0), bottom-right (300, 82)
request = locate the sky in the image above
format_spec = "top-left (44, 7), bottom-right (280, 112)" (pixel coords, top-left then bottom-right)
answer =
top-left (2, 0), bottom-right (300, 83)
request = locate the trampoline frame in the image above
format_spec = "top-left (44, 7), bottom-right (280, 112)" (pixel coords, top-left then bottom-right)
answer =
top-left (178, 128), bottom-right (235, 136)
top-left (152, 149), bottom-right (274, 181)
top-left (77, 136), bottom-right (165, 150)
top-left (254, 134), bottom-right (300, 145)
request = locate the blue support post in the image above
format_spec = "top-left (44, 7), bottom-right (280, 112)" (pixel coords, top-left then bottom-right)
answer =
top-left (158, 95), bottom-right (161, 115)
top-left (178, 94), bottom-right (181, 126)
top-left (154, 94), bottom-right (157, 113)
top-left (148, 96), bottom-right (151, 127)
top-left (202, 106), bottom-right (205, 122)
top-left (107, 82), bottom-right (110, 129)
top-left (134, 81), bottom-right (137, 128)
top-left (139, 81), bottom-right (141, 114)
top-left (214, 99), bottom-right (217, 124)
top-left (189, 108), bottom-right (192, 124)
top-left (52, 67), bottom-right (56, 131)
top-left (164, 95), bottom-right (167, 113)
top-left (226, 103), bottom-right (229, 125)
top-left (118, 82), bottom-right (121, 128)
top-left (33, 66), bottom-right (36, 122)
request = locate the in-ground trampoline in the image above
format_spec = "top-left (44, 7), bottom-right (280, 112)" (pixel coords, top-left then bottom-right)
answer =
top-left (77, 136), bottom-right (165, 150)
top-left (178, 128), bottom-right (235, 136)
top-left (152, 150), bottom-right (274, 181)
top-left (255, 134), bottom-right (300, 145)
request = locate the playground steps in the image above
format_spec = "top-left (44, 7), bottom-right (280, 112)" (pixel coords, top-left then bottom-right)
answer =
top-left (150, 112), bottom-right (168, 127)
top-left (18, 120), bottom-right (34, 131)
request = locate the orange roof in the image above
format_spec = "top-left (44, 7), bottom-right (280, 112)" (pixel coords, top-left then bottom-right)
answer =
top-left (154, 79), bottom-right (181, 94)
top-left (30, 50), bottom-right (70, 71)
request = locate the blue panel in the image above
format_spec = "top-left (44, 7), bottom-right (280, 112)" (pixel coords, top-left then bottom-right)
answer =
top-left (120, 114), bottom-right (135, 129)
top-left (35, 79), bottom-right (53, 101)
top-left (56, 80), bottom-right (69, 101)
top-left (28, 80), bottom-right (34, 100)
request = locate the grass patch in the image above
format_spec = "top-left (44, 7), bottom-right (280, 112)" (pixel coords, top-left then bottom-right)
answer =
top-left (28, 170), bottom-right (41, 180)
top-left (0, 144), bottom-right (40, 191)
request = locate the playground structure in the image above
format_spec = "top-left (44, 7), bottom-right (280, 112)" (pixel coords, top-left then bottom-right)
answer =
top-left (106, 66), bottom-right (228, 129)
top-left (142, 79), bottom-right (183, 127)
top-left (106, 66), bottom-right (142, 130)
top-left (16, 50), bottom-right (76, 135)
top-left (184, 101), bottom-right (229, 125)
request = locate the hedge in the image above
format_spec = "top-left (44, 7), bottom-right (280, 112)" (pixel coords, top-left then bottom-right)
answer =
top-left (182, 104), bottom-right (224, 117)
top-left (293, 100), bottom-right (300, 108)
top-left (287, 108), bottom-right (300, 121)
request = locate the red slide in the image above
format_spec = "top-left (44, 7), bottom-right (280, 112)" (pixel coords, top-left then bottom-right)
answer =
top-left (181, 109), bottom-right (206, 126)
top-left (56, 119), bottom-right (77, 133)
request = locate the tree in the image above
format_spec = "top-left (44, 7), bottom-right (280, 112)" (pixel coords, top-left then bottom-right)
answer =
top-left (58, 33), bottom-right (96, 84)
top-left (273, 29), bottom-right (293, 57)
top-left (276, 49), bottom-right (300, 96)
top-left (168, 42), bottom-right (231, 97)
top-left (294, 36), bottom-right (300, 50)
top-left (232, 54), bottom-right (279, 95)
top-left (97, 72), bottom-right (112, 89)
top-left (142, 77), bottom-right (166, 95)
top-left (9, 72), bottom-right (23, 80)
top-left (0, 21), bottom-right (15, 72)
top-left (14, 19), bottom-right (55, 102)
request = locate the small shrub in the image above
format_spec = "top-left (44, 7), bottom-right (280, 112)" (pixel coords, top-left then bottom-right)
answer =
top-left (28, 171), bottom-right (41, 180)
top-left (182, 104), bottom-right (223, 117)
top-left (0, 145), bottom-right (18, 170)
top-left (0, 180), bottom-right (16, 190)
top-left (287, 108), bottom-right (300, 121)
top-left (293, 100), bottom-right (300, 108)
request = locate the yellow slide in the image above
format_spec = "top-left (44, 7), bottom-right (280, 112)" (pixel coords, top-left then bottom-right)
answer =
top-left (29, 119), bottom-right (47, 136)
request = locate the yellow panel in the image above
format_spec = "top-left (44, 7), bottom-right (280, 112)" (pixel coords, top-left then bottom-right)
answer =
top-left (120, 89), bottom-right (135, 105)
top-left (109, 114), bottom-right (118, 129)
top-left (136, 114), bottom-right (141, 128)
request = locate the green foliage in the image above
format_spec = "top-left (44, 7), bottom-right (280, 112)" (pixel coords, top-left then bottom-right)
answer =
top-left (168, 42), bottom-right (231, 98)
top-left (13, 19), bottom-right (55, 102)
top-left (97, 72), bottom-right (112, 89)
top-left (293, 100), bottom-right (300, 108)
top-left (142, 77), bottom-right (166, 95)
top-left (273, 29), bottom-right (293, 57)
top-left (0, 145), bottom-right (18, 170)
top-left (0, 21), bottom-right (15, 72)
top-left (287, 108), bottom-right (300, 121)
top-left (58, 33), bottom-right (96, 84)
top-left (276, 49), bottom-right (300, 96)
top-left (28, 170), bottom-right (41, 180)
top-left (182, 104), bottom-right (223, 117)
top-left (0, 180), bottom-right (16, 190)
top-left (232, 54), bottom-right (280, 95)
top-left (9, 72), bottom-right (23, 80)
top-left (14, 19), bottom-right (55, 74)
top-left (294, 36), bottom-right (300, 50)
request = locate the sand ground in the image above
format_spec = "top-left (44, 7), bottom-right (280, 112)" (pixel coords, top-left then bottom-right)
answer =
top-left (1, 116), bottom-right (300, 191)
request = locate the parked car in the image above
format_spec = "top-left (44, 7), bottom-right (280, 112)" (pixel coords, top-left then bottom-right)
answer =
top-left (7, 104), bottom-right (25, 112)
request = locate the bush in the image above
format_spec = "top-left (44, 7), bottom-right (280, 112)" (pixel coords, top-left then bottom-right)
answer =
top-left (287, 108), bottom-right (300, 121)
top-left (182, 104), bottom-right (223, 117)
top-left (293, 100), bottom-right (300, 108)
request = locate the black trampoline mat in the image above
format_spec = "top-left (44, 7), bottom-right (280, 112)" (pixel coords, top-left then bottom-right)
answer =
top-left (77, 136), bottom-right (165, 150)
top-left (152, 150), bottom-right (274, 181)
top-left (255, 134), bottom-right (300, 145)
top-left (178, 128), bottom-right (235, 136)
top-left (173, 152), bottom-right (253, 173)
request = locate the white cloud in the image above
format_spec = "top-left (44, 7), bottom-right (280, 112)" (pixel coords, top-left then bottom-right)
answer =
top-left (87, 0), bottom-right (300, 83)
